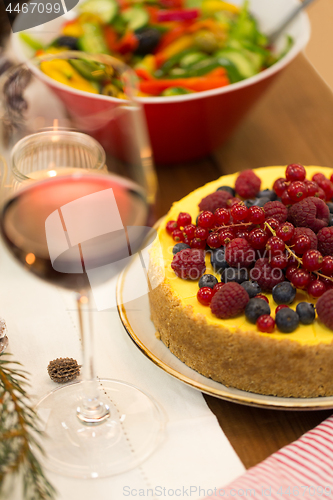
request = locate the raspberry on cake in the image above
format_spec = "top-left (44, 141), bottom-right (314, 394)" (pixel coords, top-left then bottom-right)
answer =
top-left (252, 258), bottom-right (285, 292)
top-left (317, 227), bottom-right (333, 256)
top-left (225, 238), bottom-right (255, 268)
top-left (171, 248), bottom-right (206, 280)
top-left (317, 290), bottom-right (333, 330)
top-left (263, 201), bottom-right (288, 223)
top-left (288, 196), bottom-right (329, 233)
top-left (235, 169), bottom-right (261, 199)
top-left (210, 282), bottom-right (249, 319)
top-left (149, 166), bottom-right (333, 399)
top-left (199, 190), bottom-right (232, 213)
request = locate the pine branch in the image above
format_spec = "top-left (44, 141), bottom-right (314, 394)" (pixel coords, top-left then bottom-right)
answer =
top-left (0, 353), bottom-right (56, 500)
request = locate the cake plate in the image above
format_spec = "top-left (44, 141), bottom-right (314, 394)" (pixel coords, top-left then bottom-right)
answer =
top-left (116, 246), bottom-right (333, 411)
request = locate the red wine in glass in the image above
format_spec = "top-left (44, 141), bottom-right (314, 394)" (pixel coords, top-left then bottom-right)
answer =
top-left (2, 173), bottom-right (149, 289)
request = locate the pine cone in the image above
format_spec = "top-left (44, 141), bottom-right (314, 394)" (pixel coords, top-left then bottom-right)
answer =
top-left (47, 358), bottom-right (80, 383)
top-left (0, 317), bottom-right (8, 339)
top-left (0, 336), bottom-right (8, 354)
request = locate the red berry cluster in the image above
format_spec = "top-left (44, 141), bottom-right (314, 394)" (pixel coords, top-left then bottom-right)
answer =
top-left (166, 165), bottom-right (333, 332)
top-left (166, 204), bottom-right (267, 250)
top-left (273, 163), bottom-right (333, 205)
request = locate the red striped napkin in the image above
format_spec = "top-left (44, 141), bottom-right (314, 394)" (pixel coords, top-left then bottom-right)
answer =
top-left (202, 415), bottom-right (333, 500)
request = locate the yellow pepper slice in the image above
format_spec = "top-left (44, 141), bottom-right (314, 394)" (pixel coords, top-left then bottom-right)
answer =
top-left (162, 35), bottom-right (194, 60)
top-left (40, 60), bottom-right (99, 94)
top-left (61, 13), bottom-right (102, 37)
top-left (62, 20), bottom-right (84, 37)
top-left (78, 13), bottom-right (103, 25)
top-left (201, 0), bottom-right (240, 15)
top-left (38, 47), bottom-right (68, 55)
top-left (136, 91), bottom-right (150, 97)
top-left (134, 55), bottom-right (156, 73)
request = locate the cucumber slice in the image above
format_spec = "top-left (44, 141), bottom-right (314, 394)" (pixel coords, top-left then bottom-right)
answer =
top-left (69, 60), bottom-right (106, 81)
top-left (162, 87), bottom-right (192, 96)
top-left (226, 39), bottom-right (242, 50)
top-left (241, 40), bottom-right (270, 56)
top-left (243, 50), bottom-right (263, 72)
top-left (79, 0), bottom-right (118, 24)
top-left (159, 48), bottom-right (197, 75)
top-left (216, 57), bottom-right (243, 83)
top-left (179, 52), bottom-right (206, 69)
top-left (227, 39), bottom-right (266, 72)
top-left (169, 68), bottom-right (187, 77)
top-left (183, 57), bottom-right (243, 81)
top-left (186, 58), bottom-right (218, 76)
top-left (78, 23), bottom-right (110, 54)
top-left (215, 49), bottom-right (256, 79)
top-left (121, 7), bottom-right (149, 32)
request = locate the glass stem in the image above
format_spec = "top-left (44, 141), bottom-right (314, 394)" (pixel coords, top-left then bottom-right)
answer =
top-left (76, 293), bottom-right (110, 425)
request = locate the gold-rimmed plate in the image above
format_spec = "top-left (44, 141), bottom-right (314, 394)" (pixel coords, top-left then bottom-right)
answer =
top-left (116, 252), bottom-right (333, 411)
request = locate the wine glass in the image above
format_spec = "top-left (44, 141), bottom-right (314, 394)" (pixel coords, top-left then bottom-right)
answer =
top-left (0, 53), bottom-right (164, 478)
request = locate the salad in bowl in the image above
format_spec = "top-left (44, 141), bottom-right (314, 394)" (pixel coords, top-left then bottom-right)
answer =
top-left (13, 0), bottom-right (310, 163)
top-left (21, 0), bottom-right (291, 98)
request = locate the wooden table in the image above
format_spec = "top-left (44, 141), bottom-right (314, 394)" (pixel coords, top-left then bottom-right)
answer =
top-left (0, 1), bottom-right (332, 469)
top-left (154, 53), bottom-right (333, 469)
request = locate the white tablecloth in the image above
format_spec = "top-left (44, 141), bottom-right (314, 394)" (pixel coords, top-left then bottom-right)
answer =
top-left (1, 245), bottom-right (245, 500)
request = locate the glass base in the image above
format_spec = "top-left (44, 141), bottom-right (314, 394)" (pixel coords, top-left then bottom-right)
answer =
top-left (34, 379), bottom-right (166, 478)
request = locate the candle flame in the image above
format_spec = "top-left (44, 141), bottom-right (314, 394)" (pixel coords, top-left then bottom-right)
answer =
top-left (52, 119), bottom-right (59, 142)
top-left (25, 253), bottom-right (36, 265)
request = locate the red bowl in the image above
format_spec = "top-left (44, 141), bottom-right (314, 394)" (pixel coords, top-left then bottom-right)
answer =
top-left (12, 0), bottom-right (310, 164)
top-left (141, 73), bottom-right (278, 163)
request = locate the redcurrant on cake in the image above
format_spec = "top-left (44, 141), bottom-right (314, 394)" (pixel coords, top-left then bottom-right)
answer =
top-left (148, 165), bottom-right (333, 398)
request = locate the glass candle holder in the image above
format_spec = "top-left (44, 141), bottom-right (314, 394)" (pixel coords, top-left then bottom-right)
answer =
top-left (11, 128), bottom-right (106, 185)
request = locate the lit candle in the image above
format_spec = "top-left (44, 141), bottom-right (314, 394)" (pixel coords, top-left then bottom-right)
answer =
top-left (27, 167), bottom-right (103, 180)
